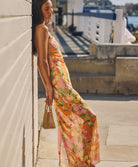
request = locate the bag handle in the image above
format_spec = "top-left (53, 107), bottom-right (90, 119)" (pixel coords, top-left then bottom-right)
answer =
top-left (45, 104), bottom-right (52, 112)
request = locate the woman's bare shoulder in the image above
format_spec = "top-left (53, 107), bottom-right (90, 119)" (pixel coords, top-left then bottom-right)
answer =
top-left (35, 24), bottom-right (49, 36)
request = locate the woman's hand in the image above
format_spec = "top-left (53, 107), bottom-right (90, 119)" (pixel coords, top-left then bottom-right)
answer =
top-left (45, 85), bottom-right (54, 106)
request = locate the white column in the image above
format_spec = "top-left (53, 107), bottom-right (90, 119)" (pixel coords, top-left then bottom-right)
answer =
top-left (74, 0), bottom-right (84, 13)
top-left (113, 9), bottom-right (123, 43)
top-left (68, 0), bottom-right (73, 13)
top-left (67, 0), bottom-right (84, 27)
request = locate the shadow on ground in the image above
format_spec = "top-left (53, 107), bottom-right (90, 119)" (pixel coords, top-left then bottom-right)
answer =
top-left (55, 26), bottom-right (92, 56)
top-left (81, 94), bottom-right (138, 101)
top-left (38, 92), bottom-right (138, 102)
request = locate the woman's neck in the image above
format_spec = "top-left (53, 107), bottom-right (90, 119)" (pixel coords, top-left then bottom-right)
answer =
top-left (42, 20), bottom-right (46, 25)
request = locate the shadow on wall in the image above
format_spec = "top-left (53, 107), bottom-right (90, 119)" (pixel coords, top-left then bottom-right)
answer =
top-left (131, 166), bottom-right (138, 167)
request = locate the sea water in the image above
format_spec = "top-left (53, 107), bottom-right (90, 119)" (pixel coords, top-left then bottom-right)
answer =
top-left (127, 16), bottom-right (138, 25)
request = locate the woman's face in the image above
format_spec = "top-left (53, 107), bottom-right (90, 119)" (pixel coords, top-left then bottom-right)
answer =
top-left (41, 0), bottom-right (53, 21)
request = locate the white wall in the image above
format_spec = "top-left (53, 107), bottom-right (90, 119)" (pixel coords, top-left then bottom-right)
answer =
top-left (64, 14), bottom-right (113, 43)
top-left (68, 0), bottom-right (84, 13)
top-left (0, 0), bottom-right (38, 167)
top-left (64, 5), bottom-right (135, 44)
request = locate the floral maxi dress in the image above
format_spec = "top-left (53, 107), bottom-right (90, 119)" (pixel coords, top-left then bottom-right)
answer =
top-left (47, 35), bottom-right (100, 167)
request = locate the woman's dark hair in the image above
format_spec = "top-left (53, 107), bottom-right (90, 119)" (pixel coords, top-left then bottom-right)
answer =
top-left (32, 0), bottom-right (49, 54)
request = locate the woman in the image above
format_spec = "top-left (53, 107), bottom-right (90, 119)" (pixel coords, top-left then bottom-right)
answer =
top-left (32, 0), bottom-right (100, 166)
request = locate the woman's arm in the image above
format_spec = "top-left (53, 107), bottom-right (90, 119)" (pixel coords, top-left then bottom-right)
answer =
top-left (35, 26), bottom-right (53, 104)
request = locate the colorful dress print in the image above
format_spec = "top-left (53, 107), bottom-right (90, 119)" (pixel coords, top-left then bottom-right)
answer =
top-left (47, 35), bottom-right (100, 167)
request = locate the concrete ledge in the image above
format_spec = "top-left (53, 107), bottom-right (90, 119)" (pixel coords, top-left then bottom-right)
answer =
top-left (38, 57), bottom-right (138, 95)
top-left (89, 43), bottom-right (138, 60)
top-left (70, 74), bottom-right (116, 94)
top-left (38, 73), bottom-right (116, 94)
top-left (116, 57), bottom-right (138, 82)
top-left (64, 57), bottom-right (115, 74)
top-left (89, 43), bottom-right (96, 56)
top-left (115, 57), bottom-right (138, 95)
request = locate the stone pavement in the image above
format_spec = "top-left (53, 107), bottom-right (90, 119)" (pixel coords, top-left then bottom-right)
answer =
top-left (53, 26), bottom-right (92, 57)
top-left (36, 94), bottom-right (138, 167)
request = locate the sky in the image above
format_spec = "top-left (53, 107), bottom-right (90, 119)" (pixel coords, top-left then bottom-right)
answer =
top-left (110, 0), bottom-right (138, 5)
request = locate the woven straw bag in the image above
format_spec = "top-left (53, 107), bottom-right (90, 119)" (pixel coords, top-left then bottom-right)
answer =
top-left (42, 104), bottom-right (56, 129)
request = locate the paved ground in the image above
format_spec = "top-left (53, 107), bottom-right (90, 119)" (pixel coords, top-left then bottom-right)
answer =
top-left (53, 26), bottom-right (92, 57)
top-left (36, 93), bottom-right (138, 167)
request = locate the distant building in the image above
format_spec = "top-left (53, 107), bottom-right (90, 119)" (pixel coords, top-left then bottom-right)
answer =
top-left (84, 0), bottom-right (113, 10)
top-left (56, 0), bottom-right (114, 14)
top-left (98, 0), bottom-right (112, 9)
top-left (84, 0), bottom-right (99, 6)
